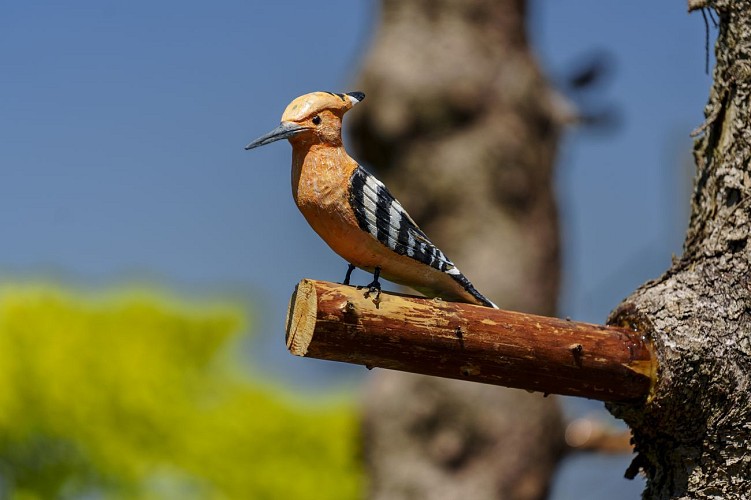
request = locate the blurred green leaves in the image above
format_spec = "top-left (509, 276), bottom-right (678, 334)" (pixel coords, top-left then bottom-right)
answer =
top-left (0, 286), bottom-right (362, 499)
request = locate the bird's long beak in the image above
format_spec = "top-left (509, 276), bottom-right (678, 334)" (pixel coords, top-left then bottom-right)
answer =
top-left (244, 122), bottom-right (308, 150)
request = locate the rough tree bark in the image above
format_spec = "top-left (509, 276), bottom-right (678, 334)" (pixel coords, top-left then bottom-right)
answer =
top-left (606, 2), bottom-right (751, 498)
top-left (349, 0), bottom-right (567, 498)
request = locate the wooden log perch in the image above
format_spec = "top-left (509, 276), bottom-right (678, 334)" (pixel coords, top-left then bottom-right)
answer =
top-left (286, 279), bottom-right (657, 402)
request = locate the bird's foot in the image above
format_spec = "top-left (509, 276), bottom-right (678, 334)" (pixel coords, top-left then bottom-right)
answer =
top-left (342, 264), bottom-right (356, 286)
top-left (362, 267), bottom-right (382, 304)
top-left (363, 280), bottom-right (381, 301)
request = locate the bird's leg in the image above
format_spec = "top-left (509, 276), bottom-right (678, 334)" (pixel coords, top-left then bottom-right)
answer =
top-left (342, 263), bottom-right (356, 286)
top-left (364, 266), bottom-right (382, 301)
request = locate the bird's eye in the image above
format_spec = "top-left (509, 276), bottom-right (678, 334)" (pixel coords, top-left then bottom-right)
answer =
top-left (312, 115), bottom-right (322, 125)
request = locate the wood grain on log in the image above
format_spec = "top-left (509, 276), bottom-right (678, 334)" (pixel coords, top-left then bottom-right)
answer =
top-left (287, 279), bottom-right (656, 402)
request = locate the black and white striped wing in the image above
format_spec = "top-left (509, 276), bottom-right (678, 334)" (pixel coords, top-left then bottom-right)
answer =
top-left (348, 166), bottom-right (498, 308)
top-left (349, 166), bottom-right (460, 275)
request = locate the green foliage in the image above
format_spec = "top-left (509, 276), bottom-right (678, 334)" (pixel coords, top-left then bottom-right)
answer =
top-left (0, 286), bottom-right (362, 499)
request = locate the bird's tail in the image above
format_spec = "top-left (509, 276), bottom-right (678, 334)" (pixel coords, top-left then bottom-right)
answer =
top-left (450, 273), bottom-right (498, 308)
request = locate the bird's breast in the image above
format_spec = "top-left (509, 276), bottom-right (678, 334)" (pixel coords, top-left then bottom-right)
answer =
top-left (292, 148), bottom-right (361, 242)
top-left (292, 150), bottom-right (352, 218)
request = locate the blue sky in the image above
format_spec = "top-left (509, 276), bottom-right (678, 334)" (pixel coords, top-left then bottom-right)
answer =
top-left (1, 1), bottom-right (713, 498)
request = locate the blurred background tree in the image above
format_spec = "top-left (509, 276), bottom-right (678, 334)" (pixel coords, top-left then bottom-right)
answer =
top-left (349, 0), bottom-right (566, 498)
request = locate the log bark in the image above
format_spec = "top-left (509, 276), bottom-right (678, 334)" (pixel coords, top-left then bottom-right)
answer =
top-left (605, 2), bottom-right (751, 497)
top-left (287, 279), bottom-right (655, 402)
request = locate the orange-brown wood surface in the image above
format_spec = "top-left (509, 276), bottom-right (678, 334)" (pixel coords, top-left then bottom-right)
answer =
top-left (286, 279), bottom-right (656, 402)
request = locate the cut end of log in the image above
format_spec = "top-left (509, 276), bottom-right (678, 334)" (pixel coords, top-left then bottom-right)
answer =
top-left (285, 279), bottom-right (318, 356)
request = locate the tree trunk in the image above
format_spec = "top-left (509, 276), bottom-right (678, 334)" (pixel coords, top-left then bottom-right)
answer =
top-left (349, 0), bottom-right (567, 498)
top-left (606, 2), bottom-right (751, 497)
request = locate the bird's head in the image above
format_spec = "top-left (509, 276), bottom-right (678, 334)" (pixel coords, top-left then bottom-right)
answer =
top-left (245, 91), bottom-right (364, 150)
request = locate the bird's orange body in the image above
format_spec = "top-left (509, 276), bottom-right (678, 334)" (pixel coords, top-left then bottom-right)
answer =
top-left (246, 91), bottom-right (496, 308)
top-left (291, 142), bottom-right (481, 303)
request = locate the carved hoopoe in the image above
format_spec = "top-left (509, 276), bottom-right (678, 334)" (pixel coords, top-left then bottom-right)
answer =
top-left (245, 91), bottom-right (497, 308)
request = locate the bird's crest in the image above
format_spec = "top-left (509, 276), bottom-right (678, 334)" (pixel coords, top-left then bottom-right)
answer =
top-left (281, 91), bottom-right (364, 122)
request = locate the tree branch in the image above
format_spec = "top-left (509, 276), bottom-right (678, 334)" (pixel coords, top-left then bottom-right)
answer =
top-left (286, 279), bottom-right (656, 402)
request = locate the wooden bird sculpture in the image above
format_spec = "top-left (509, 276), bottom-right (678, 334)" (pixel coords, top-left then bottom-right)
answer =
top-left (245, 91), bottom-right (497, 308)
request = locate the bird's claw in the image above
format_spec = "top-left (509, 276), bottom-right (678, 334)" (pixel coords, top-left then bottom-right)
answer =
top-left (363, 281), bottom-right (381, 301)
top-left (363, 266), bottom-right (382, 305)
